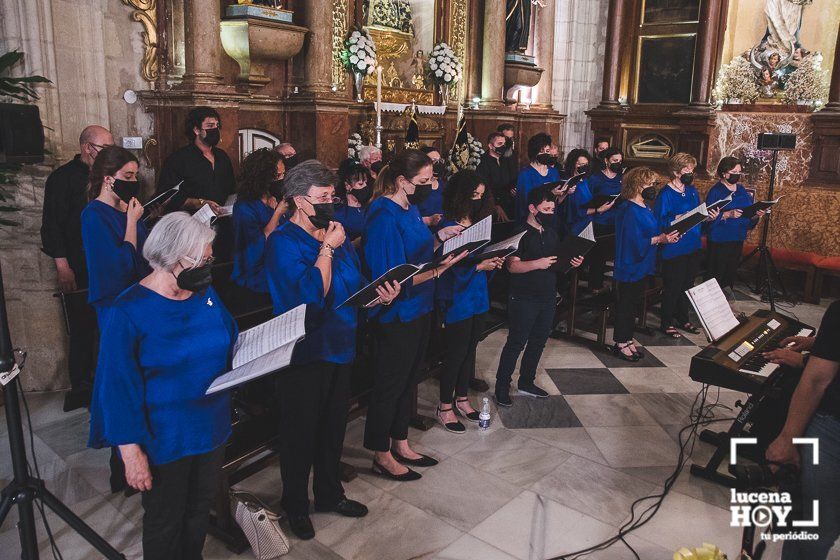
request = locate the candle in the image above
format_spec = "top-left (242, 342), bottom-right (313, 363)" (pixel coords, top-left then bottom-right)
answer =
top-left (376, 66), bottom-right (383, 125)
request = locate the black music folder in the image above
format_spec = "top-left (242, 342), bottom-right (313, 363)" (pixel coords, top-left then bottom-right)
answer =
top-left (467, 230), bottom-right (528, 262)
top-left (143, 182), bottom-right (182, 219)
top-left (741, 196), bottom-right (782, 218)
top-left (553, 223), bottom-right (596, 273)
top-left (706, 194), bottom-right (733, 214)
top-left (432, 215), bottom-right (492, 263)
top-left (584, 193), bottom-right (621, 209)
top-left (339, 263), bottom-right (427, 308)
top-left (666, 210), bottom-right (708, 236)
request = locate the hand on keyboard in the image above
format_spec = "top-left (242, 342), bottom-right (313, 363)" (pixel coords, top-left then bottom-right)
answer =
top-left (779, 335), bottom-right (815, 353)
top-left (762, 348), bottom-right (805, 369)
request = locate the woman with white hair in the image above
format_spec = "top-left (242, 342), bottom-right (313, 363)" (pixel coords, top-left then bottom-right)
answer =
top-left (88, 212), bottom-right (238, 560)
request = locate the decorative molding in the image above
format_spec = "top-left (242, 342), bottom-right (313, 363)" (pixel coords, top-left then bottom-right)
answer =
top-left (121, 0), bottom-right (158, 83)
top-left (447, 0), bottom-right (468, 102)
top-left (331, 0), bottom-right (348, 91)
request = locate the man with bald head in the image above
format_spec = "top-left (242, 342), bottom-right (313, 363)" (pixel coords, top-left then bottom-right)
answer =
top-left (275, 142), bottom-right (299, 169)
top-left (41, 124), bottom-right (113, 411)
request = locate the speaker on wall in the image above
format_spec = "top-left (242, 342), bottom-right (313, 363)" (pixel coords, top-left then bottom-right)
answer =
top-left (0, 103), bottom-right (45, 164)
top-left (757, 132), bottom-right (797, 151)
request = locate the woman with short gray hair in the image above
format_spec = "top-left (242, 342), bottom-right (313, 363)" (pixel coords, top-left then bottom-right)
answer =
top-left (88, 211), bottom-right (239, 559)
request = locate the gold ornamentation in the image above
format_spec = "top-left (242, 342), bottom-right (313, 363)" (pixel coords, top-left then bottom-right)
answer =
top-left (362, 84), bottom-right (434, 104)
top-left (366, 27), bottom-right (412, 62)
top-left (447, 0), bottom-right (468, 101)
top-left (121, 0), bottom-right (158, 83)
top-left (331, 0), bottom-right (348, 91)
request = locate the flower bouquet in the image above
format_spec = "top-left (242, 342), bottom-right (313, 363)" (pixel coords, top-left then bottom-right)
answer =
top-left (341, 29), bottom-right (377, 102)
top-left (426, 42), bottom-right (462, 104)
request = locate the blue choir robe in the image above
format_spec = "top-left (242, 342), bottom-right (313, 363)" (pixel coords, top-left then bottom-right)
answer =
top-left (232, 198), bottom-right (276, 293)
top-left (614, 201), bottom-right (658, 283)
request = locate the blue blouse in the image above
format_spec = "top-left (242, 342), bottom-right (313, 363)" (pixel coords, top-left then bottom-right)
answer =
top-left (417, 178), bottom-right (447, 219)
top-left (363, 196), bottom-right (434, 324)
top-left (653, 184), bottom-right (703, 260)
top-left (588, 171), bottom-right (623, 227)
top-left (265, 221), bottom-right (365, 365)
top-left (334, 203), bottom-right (367, 241)
top-left (515, 165), bottom-right (560, 221)
top-left (565, 178), bottom-right (594, 236)
top-left (81, 200), bottom-right (149, 320)
top-left (232, 199), bottom-right (275, 293)
top-left (615, 201), bottom-right (659, 283)
top-left (435, 219), bottom-right (490, 324)
top-left (705, 181), bottom-right (758, 243)
top-left (88, 284), bottom-right (237, 466)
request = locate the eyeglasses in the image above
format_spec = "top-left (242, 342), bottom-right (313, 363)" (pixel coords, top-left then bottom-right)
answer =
top-left (304, 195), bottom-right (340, 204)
top-left (89, 143), bottom-right (112, 153)
top-left (182, 255), bottom-right (216, 268)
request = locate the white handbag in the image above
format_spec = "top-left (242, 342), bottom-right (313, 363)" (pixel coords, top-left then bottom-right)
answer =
top-left (231, 491), bottom-right (291, 559)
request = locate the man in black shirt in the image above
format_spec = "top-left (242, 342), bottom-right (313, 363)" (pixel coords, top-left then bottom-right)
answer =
top-left (767, 300), bottom-right (840, 559)
top-left (493, 186), bottom-right (584, 407)
top-left (156, 106), bottom-right (236, 213)
top-left (40, 124), bottom-right (113, 411)
top-left (476, 132), bottom-right (516, 222)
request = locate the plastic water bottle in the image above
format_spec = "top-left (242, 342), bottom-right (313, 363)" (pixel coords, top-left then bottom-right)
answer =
top-left (478, 398), bottom-right (491, 431)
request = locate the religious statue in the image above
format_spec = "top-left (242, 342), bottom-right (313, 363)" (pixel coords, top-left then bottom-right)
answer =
top-left (505, 0), bottom-right (531, 53)
top-left (411, 50), bottom-right (426, 89)
top-left (367, 0), bottom-right (414, 34)
top-left (747, 0), bottom-right (812, 97)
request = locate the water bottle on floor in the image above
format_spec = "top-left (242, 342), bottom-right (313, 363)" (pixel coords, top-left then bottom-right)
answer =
top-left (478, 397), bottom-right (491, 431)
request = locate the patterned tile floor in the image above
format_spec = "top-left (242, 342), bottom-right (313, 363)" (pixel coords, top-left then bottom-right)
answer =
top-left (1, 285), bottom-right (839, 559)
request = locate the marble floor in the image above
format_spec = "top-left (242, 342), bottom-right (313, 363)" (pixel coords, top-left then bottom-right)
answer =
top-left (1, 285), bottom-right (839, 560)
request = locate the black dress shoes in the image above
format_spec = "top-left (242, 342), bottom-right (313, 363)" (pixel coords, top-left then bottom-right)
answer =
top-left (371, 461), bottom-right (422, 481)
top-left (392, 451), bottom-right (439, 467)
top-left (315, 498), bottom-right (368, 518)
top-left (288, 514), bottom-right (315, 540)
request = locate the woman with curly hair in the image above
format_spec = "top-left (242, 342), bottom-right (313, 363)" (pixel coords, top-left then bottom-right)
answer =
top-left (231, 148), bottom-right (287, 307)
top-left (334, 158), bottom-right (373, 242)
top-left (435, 170), bottom-right (504, 433)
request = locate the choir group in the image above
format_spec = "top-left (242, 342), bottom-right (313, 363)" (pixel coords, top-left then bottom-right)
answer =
top-left (40, 106), bottom-right (768, 558)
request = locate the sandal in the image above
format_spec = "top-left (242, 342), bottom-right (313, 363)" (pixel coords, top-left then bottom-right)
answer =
top-left (628, 343), bottom-right (644, 359)
top-left (454, 398), bottom-right (480, 423)
top-left (610, 342), bottom-right (640, 362)
top-left (680, 322), bottom-right (700, 334)
top-left (659, 326), bottom-right (682, 339)
top-left (436, 405), bottom-right (465, 434)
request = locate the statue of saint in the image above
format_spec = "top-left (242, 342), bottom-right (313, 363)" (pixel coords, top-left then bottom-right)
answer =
top-left (505, 0), bottom-right (532, 53)
top-left (747, 0), bottom-right (812, 97)
top-left (762, 0), bottom-right (812, 58)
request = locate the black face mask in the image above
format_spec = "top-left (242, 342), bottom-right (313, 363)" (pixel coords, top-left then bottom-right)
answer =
top-left (283, 155), bottom-right (299, 170)
top-left (575, 164), bottom-right (589, 175)
top-left (493, 145), bottom-right (506, 156)
top-left (536, 153), bottom-right (557, 166)
top-left (432, 161), bottom-right (447, 177)
top-left (407, 182), bottom-right (433, 205)
top-left (350, 184), bottom-right (372, 205)
top-left (112, 178), bottom-right (139, 204)
top-left (470, 198), bottom-right (484, 217)
top-left (308, 202), bottom-right (335, 230)
top-left (202, 128), bottom-right (220, 147)
top-left (680, 172), bottom-right (694, 185)
top-left (269, 179), bottom-right (284, 200)
top-left (175, 263), bottom-right (213, 293)
top-left (369, 160), bottom-right (384, 174)
top-left (726, 173), bottom-right (741, 184)
top-left (608, 162), bottom-right (623, 173)
top-left (504, 137), bottom-right (513, 150)
top-left (535, 211), bottom-right (554, 226)
top-left (641, 186), bottom-right (657, 201)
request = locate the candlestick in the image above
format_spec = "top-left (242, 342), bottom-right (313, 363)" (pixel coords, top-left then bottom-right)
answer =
top-left (376, 66), bottom-right (383, 149)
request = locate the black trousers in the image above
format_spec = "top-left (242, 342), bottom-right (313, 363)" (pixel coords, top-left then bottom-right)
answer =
top-left (276, 361), bottom-right (349, 515)
top-left (63, 289), bottom-right (97, 395)
top-left (364, 313), bottom-right (431, 452)
top-left (440, 314), bottom-right (485, 404)
top-left (588, 224), bottom-right (615, 290)
top-left (141, 446), bottom-right (225, 560)
top-left (614, 279), bottom-right (646, 343)
top-left (706, 240), bottom-right (743, 291)
top-left (660, 251), bottom-right (700, 330)
top-left (496, 294), bottom-right (555, 393)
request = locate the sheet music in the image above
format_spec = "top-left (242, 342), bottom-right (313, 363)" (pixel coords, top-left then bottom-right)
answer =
top-left (579, 222), bottom-right (595, 242)
top-left (479, 231), bottom-right (527, 255)
top-left (707, 194), bottom-right (733, 213)
top-left (220, 194), bottom-right (237, 216)
top-left (671, 203), bottom-right (708, 226)
top-left (231, 304), bottom-right (306, 368)
top-left (686, 279), bottom-right (740, 342)
top-left (193, 204), bottom-right (216, 225)
top-left (442, 215), bottom-right (492, 255)
top-left (206, 342), bottom-right (296, 394)
top-left (143, 182), bottom-right (182, 208)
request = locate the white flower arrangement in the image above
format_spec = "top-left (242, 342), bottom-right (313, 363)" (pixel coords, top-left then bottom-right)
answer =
top-left (712, 55), bottom-right (759, 104)
top-left (347, 133), bottom-right (364, 160)
top-left (782, 53), bottom-right (829, 106)
top-left (447, 133), bottom-right (484, 172)
top-left (426, 42), bottom-right (463, 85)
top-left (341, 29), bottom-right (377, 76)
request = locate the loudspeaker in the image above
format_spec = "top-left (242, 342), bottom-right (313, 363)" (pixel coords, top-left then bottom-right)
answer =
top-left (0, 103), bottom-right (45, 164)
top-left (757, 132), bottom-right (796, 151)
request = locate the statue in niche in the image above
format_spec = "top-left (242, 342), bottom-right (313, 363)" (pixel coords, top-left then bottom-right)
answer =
top-left (411, 50), bottom-right (426, 89)
top-left (747, 0), bottom-right (812, 97)
top-left (505, 0), bottom-right (545, 53)
top-left (366, 0), bottom-right (414, 34)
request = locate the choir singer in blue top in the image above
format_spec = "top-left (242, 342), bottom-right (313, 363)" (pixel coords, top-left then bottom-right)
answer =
top-left (612, 168), bottom-right (679, 362)
top-left (334, 159), bottom-right (373, 243)
top-left (362, 149), bottom-right (465, 482)
top-left (231, 148), bottom-right (287, 311)
top-left (88, 212), bottom-right (237, 559)
top-left (653, 153), bottom-right (719, 338)
top-left (264, 160), bottom-right (400, 540)
top-left (514, 133), bottom-right (560, 221)
top-left (81, 145), bottom-right (150, 327)
top-left (435, 171), bottom-right (504, 433)
top-left (586, 146), bottom-right (624, 293)
top-left (705, 156), bottom-right (766, 293)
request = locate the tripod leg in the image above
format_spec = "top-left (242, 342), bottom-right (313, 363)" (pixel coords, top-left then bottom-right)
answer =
top-left (39, 486), bottom-right (126, 560)
top-left (0, 493), bottom-right (12, 527)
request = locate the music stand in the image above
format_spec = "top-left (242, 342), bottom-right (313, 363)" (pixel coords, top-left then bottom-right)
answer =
top-left (741, 132), bottom-right (796, 312)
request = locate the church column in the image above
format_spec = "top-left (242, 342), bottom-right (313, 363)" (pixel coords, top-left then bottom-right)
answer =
top-left (688, 0), bottom-right (724, 109)
top-left (181, 0), bottom-right (224, 88)
top-left (596, 0), bottom-right (629, 109)
top-left (302, 0), bottom-right (334, 95)
top-left (533, 0), bottom-right (557, 109)
top-left (480, 0), bottom-right (506, 107)
top-left (826, 24), bottom-right (840, 111)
